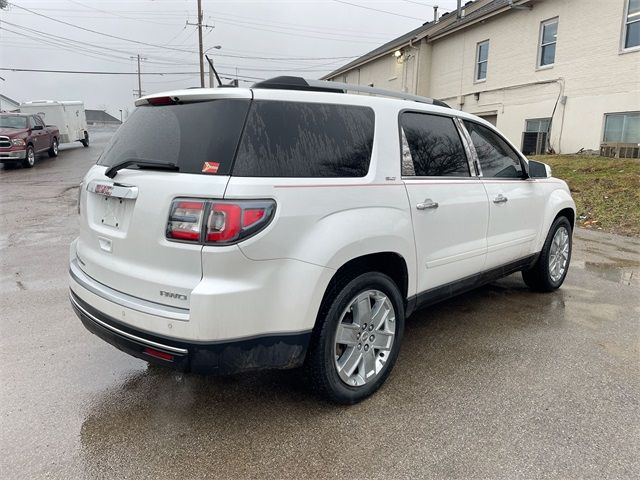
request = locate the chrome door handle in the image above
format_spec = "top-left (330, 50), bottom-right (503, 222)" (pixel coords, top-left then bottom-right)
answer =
top-left (416, 199), bottom-right (439, 210)
top-left (493, 194), bottom-right (508, 204)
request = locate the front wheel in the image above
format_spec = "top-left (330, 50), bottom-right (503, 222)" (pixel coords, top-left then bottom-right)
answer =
top-left (48, 138), bottom-right (59, 157)
top-left (522, 216), bottom-right (572, 292)
top-left (22, 145), bottom-right (35, 168)
top-left (304, 272), bottom-right (404, 404)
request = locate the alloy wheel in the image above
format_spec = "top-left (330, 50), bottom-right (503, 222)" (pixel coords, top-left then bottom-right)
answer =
top-left (548, 226), bottom-right (570, 282)
top-left (333, 289), bottom-right (396, 387)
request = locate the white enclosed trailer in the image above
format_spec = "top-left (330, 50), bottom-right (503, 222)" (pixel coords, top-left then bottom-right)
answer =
top-left (20, 100), bottom-right (89, 147)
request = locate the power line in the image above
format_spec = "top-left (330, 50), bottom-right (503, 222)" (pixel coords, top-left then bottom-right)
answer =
top-left (1, 21), bottom-right (361, 68)
top-left (65, 0), bottom-right (177, 26)
top-left (7, 2), bottom-right (200, 54)
top-left (0, 67), bottom-right (265, 81)
top-left (398, 0), bottom-right (452, 10)
top-left (4, 7), bottom-right (365, 62)
top-left (330, 0), bottom-right (425, 20)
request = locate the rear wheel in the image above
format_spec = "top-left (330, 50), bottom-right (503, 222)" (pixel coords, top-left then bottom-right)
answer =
top-left (304, 272), bottom-right (404, 404)
top-left (80, 131), bottom-right (89, 147)
top-left (522, 216), bottom-right (572, 292)
top-left (22, 145), bottom-right (35, 168)
top-left (48, 138), bottom-right (59, 157)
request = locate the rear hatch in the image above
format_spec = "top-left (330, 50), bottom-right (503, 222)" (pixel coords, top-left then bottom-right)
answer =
top-left (75, 90), bottom-right (252, 309)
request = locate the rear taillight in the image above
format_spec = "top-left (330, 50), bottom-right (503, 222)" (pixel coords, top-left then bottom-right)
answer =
top-left (167, 201), bottom-right (206, 241)
top-left (166, 198), bottom-right (275, 245)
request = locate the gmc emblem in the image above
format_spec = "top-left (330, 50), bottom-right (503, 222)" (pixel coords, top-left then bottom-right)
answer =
top-left (159, 290), bottom-right (188, 301)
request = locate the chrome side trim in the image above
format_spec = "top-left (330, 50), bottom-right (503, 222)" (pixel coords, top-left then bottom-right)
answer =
top-left (69, 257), bottom-right (190, 321)
top-left (70, 294), bottom-right (188, 355)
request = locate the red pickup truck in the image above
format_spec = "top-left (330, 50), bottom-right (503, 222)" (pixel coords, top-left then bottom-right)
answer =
top-left (0, 112), bottom-right (60, 168)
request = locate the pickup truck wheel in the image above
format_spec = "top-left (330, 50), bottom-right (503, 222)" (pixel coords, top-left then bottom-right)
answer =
top-left (304, 272), bottom-right (404, 404)
top-left (522, 216), bottom-right (572, 292)
top-left (48, 138), bottom-right (59, 157)
top-left (80, 131), bottom-right (89, 147)
top-left (22, 146), bottom-right (35, 168)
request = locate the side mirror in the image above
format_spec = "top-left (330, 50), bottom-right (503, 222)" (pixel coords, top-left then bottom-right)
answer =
top-left (32, 124), bottom-right (43, 131)
top-left (528, 159), bottom-right (551, 178)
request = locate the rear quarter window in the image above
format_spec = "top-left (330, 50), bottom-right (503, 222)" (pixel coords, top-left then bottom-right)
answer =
top-left (232, 100), bottom-right (375, 177)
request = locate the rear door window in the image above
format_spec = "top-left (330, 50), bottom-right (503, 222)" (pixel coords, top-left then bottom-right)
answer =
top-left (464, 121), bottom-right (524, 178)
top-left (233, 100), bottom-right (375, 177)
top-left (400, 112), bottom-right (470, 177)
top-left (97, 99), bottom-right (250, 175)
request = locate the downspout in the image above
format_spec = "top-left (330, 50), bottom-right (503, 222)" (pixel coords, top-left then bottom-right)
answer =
top-left (410, 37), bottom-right (420, 95)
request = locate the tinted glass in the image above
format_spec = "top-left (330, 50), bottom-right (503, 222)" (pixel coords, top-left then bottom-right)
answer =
top-left (400, 113), bottom-right (469, 177)
top-left (34, 116), bottom-right (46, 127)
top-left (233, 101), bottom-right (374, 177)
top-left (464, 121), bottom-right (523, 178)
top-left (97, 99), bottom-right (250, 175)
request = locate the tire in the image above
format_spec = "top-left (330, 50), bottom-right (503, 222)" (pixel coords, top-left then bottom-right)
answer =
top-left (22, 145), bottom-right (35, 168)
top-left (48, 137), bottom-right (59, 157)
top-left (522, 216), bottom-right (572, 292)
top-left (304, 272), bottom-right (405, 404)
top-left (80, 131), bottom-right (89, 147)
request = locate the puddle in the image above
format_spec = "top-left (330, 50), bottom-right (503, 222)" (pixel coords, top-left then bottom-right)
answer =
top-left (583, 261), bottom-right (639, 286)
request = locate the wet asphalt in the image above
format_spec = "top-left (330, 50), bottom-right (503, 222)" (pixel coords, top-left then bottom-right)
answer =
top-left (1, 128), bottom-right (639, 479)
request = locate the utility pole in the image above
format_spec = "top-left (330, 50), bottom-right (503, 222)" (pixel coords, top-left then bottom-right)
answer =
top-left (197, 0), bottom-right (204, 87)
top-left (186, 1), bottom-right (215, 88)
top-left (130, 54), bottom-right (146, 98)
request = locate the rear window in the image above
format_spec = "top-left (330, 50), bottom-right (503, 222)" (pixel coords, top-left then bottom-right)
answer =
top-left (97, 99), bottom-right (250, 175)
top-left (232, 100), bottom-right (375, 177)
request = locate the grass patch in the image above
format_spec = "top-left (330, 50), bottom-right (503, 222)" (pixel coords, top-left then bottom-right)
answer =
top-left (531, 155), bottom-right (640, 237)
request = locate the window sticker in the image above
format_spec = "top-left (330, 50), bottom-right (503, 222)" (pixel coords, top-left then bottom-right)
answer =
top-left (202, 162), bottom-right (220, 174)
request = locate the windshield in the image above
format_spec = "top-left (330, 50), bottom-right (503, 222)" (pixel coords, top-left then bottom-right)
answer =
top-left (0, 115), bottom-right (27, 129)
top-left (98, 99), bottom-right (251, 175)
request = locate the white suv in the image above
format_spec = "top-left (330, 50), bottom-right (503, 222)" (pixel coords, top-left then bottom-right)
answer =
top-left (69, 77), bottom-right (575, 404)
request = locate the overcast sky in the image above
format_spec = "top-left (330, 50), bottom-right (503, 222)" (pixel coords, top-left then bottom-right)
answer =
top-left (0, 0), bottom-right (461, 117)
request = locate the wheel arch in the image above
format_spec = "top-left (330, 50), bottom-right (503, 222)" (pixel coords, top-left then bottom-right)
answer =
top-left (535, 188), bottom-right (576, 251)
top-left (313, 251), bottom-right (409, 330)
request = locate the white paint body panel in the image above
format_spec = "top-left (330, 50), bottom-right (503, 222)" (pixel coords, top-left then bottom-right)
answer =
top-left (70, 87), bottom-right (575, 344)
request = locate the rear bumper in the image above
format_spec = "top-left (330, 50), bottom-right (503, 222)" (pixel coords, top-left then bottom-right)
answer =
top-left (0, 150), bottom-right (26, 161)
top-left (70, 290), bottom-right (311, 374)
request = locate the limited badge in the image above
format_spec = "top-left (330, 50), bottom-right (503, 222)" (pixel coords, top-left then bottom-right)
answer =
top-left (202, 162), bottom-right (219, 174)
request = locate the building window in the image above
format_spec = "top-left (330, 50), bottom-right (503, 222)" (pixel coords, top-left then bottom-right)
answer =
top-left (623, 0), bottom-right (640, 49)
top-left (538, 18), bottom-right (558, 67)
top-left (525, 118), bottom-right (551, 133)
top-left (603, 112), bottom-right (640, 143)
top-left (475, 40), bottom-right (489, 81)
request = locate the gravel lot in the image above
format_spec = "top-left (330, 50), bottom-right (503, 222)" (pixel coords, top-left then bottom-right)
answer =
top-left (1, 128), bottom-right (638, 479)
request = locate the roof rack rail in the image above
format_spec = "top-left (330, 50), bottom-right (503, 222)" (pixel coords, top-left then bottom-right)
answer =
top-left (251, 76), bottom-right (450, 108)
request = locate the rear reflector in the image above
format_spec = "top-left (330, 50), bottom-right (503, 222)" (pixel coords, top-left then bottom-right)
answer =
top-left (143, 347), bottom-right (174, 361)
top-left (167, 200), bottom-right (205, 241)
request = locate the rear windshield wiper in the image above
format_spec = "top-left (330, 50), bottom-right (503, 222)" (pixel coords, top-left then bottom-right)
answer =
top-left (104, 159), bottom-right (179, 178)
